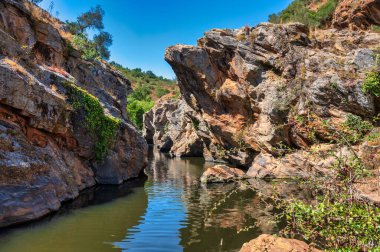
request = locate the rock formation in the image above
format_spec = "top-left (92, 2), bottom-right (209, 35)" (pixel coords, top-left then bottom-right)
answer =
top-left (240, 234), bottom-right (322, 252)
top-left (200, 165), bottom-right (246, 183)
top-left (156, 10), bottom-right (380, 170)
top-left (0, 0), bottom-right (147, 227)
top-left (333, 0), bottom-right (380, 30)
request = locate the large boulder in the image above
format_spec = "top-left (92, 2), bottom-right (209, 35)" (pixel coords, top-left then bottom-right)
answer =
top-left (0, 0), bottom-right (147, 227)
top-left (240, 234), bottom-right (321, 252)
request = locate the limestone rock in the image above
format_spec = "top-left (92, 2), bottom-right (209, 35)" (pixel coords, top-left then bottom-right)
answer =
top-left (240, 234), bottom-right (321, 252)
top-left (200, 165), bottom-right (246, 183)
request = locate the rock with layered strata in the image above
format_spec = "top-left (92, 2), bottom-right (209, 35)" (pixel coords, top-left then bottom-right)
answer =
top-left (0, 0), bottom-right (147, 227)
top-left (165, 21), bottom-right (380, 167)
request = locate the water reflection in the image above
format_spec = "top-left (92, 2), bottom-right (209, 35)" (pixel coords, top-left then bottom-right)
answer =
top-left (0, 148), bottom-right (283, 252)
top-left (115, 149), bottom-right (281, 252)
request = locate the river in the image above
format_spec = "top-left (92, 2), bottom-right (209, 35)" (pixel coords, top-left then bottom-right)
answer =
top-left (0, 148), bottom-right (281, 252)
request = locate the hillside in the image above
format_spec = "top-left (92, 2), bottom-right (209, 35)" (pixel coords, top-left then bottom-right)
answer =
top-left (110, 62), bottom-right (179, 130)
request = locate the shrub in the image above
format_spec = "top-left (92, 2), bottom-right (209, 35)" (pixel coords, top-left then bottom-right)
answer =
top-left (282, 199), bottom-right (380, 250)
top-left (343, 114), bottom-right (373, 143)
top-left (362, 71), bottom-right (380, 97)
top-left (372, 25), bottom-right (380, 33)
top-left (72, 34), bottom-right (100, 61)
top-left (64, 81), bottom-right (120, 161)
top-left (156, 87), bottom-right (170, 98)
top-left (127, 99), bottom-right (154, 130)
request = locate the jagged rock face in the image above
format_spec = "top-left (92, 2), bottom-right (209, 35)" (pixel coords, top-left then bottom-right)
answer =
top-left (333, 0), bottom-right (380, 30)
top-left (143, 96), bottom-right (204, 157)
top-left (0, 0), bottom-right (147, 227)
top-left (165, 22), bottom-right (380, 167)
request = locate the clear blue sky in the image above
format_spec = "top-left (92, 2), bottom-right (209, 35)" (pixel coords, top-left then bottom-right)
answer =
top-left (39, 0), bottom-right (292, 78)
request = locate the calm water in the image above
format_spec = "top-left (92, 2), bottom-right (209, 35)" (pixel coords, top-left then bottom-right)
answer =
top-left (0, 148), bottom-right (281, 252)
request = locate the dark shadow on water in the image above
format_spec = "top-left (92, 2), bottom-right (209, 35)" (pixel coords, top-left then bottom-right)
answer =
top-left (0, 176), bottom-right (147, 236)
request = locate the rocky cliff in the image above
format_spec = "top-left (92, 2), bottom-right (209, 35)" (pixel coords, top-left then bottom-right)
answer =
top-left (0, 0), bottom-right (147, 227)
top-left (145, 0), bottom-right (380, 170)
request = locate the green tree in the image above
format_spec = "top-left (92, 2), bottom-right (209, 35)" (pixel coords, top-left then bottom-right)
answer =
top-left (30, 0), bottom-right (43, 4)
top-left (93, 31), bottom-right (113, 60)
top-left (67, 5), bottom-right (104, 35)
top-left (66, 5), bottom-right (113, 61)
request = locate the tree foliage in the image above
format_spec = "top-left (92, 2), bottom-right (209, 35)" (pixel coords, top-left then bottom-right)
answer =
top-left (109, 62), bottom-right (177, 130)
top-left (66, 5), bottom-right (112, 60)
top-left (30, 0), bottom-right (43, 4)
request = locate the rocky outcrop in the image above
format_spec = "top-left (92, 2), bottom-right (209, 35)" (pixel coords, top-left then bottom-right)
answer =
top-left (200, 165), bottom-right (246, 183)
top-left (240, 234), bottom-right (321, 252)
top-left (333, 0), bottom-right (380, 30)
top-left (0, 0), bottom-right (147, 227)
top-left (143, 95), bottom-right (204, 157)
top-left (164, 21), bottom-right (380, 167)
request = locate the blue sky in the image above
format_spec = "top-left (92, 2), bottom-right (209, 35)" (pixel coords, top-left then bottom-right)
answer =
top-left (39, 0), bottom-right (292, 78)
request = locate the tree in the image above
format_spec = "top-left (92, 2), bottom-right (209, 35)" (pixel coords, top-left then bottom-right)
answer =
top-left (30, 0), bottom-right (43, 4)
top-left (66, 5), bottom-right (113, 61)
top-left (93, 31), bottom-right (112, 60)
top-left (77, 5), bottom-right (104, 33)
top-left (66, 5), bottom-right (104, 34)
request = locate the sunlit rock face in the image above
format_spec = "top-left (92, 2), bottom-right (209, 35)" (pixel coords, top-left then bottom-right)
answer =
top-left (0, 0), bottom-right (147, 227)
top-left (333, 0), bottom-right (380, 30)
top-left (164, 19), bottom-right (380, 167)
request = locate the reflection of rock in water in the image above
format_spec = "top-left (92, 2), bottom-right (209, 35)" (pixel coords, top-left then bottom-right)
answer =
top-left (0, 179), bottom-right (149, 252)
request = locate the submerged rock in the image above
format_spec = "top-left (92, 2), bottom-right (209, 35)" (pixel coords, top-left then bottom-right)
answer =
top-left (200, 165), bottom-right (246, 183)
top-left (240, 234), bottom-right (321, 252)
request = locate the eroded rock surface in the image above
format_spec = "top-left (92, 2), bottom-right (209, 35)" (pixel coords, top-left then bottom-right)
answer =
top-left (333, 0), bottom-right (380, 30)
top-left (163, 21), bottom-right (380, 167)
top-left (0, 0), bottom-right (147, 227)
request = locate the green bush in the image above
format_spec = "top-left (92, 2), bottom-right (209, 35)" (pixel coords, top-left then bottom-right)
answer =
top-left (64, 81), bottom-right (120, 161)
top-left (72, 34), bottom-right (100, 61)
top-left (343, 114), bottom-right (373, 144)
top-left (127, 99), bottom-right (154, 130)
top-left (156, 87), bottom-right (170, 98)
top-left (362, 71), bottom-right (380, 97)
top-left (283, 199), bottom-right (380, 250)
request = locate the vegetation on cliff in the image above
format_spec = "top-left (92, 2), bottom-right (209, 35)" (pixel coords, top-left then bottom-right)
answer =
top-left (64, 81), bottom-right (121, 161)
top-left (269, 0), bottom-right (338, 27)
top-left (110, 62), bottom-right (178, 130)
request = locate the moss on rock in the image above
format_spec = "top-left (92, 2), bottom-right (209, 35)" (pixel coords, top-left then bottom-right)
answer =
top-left (63, 81), bottom-right (121, 161)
